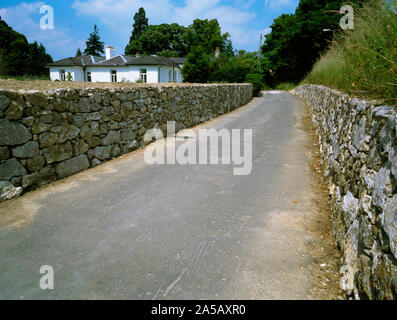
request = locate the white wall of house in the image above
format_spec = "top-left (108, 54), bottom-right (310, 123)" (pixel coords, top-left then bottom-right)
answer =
top-left (86, 67), bottom-right (131, 83)
top-left (85, 66), bottom-right (163, 83)
top-left (176, 68), bottom-right (183, 83)
top-left (160, 67), bottom-right (171, 83)
top-left (50, 65), bottom-right (182, 83)
top-left (50, 67), bottom-right (84, 81)
top-left (159, 67), bottom-right (183, 83)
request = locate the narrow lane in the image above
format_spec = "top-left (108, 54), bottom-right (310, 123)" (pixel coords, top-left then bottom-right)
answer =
top-left (0, 91), bottom-right (336, 299)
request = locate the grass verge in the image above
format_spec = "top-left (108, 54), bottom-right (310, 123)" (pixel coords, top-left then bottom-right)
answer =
top-left (303, 0), bottom-right (397, 103)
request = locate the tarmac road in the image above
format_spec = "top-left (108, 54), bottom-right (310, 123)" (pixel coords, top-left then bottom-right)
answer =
top-left (0, 91), bottom-right (335, 299)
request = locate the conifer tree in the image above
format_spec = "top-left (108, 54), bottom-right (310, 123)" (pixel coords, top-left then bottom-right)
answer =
top-left (84, 25), bottom-right (104, 56)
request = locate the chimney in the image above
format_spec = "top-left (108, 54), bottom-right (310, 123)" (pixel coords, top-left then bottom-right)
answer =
top-left (215, 47), bottom-right (220, 58)
top-left (105, 46), bottom-right (114, 60)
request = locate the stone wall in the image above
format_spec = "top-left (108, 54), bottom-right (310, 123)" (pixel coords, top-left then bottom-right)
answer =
top-left (294, 84), bottom-right (397, 300)
top-left (0, 84), bottom-right (252, 202)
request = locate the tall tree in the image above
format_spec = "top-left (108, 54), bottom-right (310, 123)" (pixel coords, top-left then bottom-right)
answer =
top-left (261, 14), bottom-right (301, 85)
top-left (261, 0), bottom-right (368, 85)
top-left (125, 13), bottom-right (233, 58)
top-left (0, 17), bottom-right (52, 77)
top-left (130, 7), bottom-right (148, 41)
top-left (185, 19), bottom-right (233, 56)
top-left (138, 23), bottom-right (188, 56)
top-left (26, 41), bottom-right (53, 76)
top-left (125, 7), bottom-right (148, 54)
top-left (181, 46), bottom-right (211, 83)
top-left (84, 25), bottom-right (104, 56)
top-left (75, 48), bottom-right (82, 56)
top-left (0, 17), bottom-right (29, 75)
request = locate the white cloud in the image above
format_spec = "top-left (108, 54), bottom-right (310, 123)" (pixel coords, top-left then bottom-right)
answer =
top-left (0, 2), bottom-right (84, 60)
top-left (72, 0), bottom-right (261, 51)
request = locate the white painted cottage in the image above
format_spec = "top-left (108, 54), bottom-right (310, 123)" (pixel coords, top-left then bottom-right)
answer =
top-left (48, 47), bottom-right (186, 83)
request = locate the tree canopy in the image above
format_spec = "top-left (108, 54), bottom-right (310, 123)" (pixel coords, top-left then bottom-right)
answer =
top-left (209, 51), bottom-right (261, 83)
top-left (27, 41), bottom-right (53, 76)
top-left (261, 0), bottom-right (369, 86)
top-left (130, 7), bottom-right (149, 42)
top-left (185, 19), bottom-right (233, 56)
top-left (129, 23), bottom-right (189, 57)
top-left (181, 46), bottom-right (211, 83)
top-left (84, 25), bottom-right (104, 56)
top-left (0, 17), bottom-right (52, 76)
top-left (125, 8), bottom-right (233, 58)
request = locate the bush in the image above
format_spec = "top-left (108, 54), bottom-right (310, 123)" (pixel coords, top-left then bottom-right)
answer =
top-left (182, 46), bottom-right (211, 83)
top-left (303, 0), bottom-right (397, 103)
top-left (209, 53), bottom-right (260, 84)
top-left (245, 73), bottom-right (264, 96)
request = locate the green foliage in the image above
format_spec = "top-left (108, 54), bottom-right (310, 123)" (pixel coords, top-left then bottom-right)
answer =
top-left (125, 39), bottom-right (142, 55)
top-left (209, 52), bottom-right (261, 83)
top-left (130, 7), bottom-right (148, 41)
top-left (126, 23), bottom-right (188, 56)
top-left (0, 17), bottom-right (52, 76)
top-left (75, 48), bottom-right (82, 57)
top-left (245, 74), bottom-right (264, 96)
top-left (5, 38), bottom-right (29, 76)
top-left (0, 17), bottom-right (29, 75)
top-left (27, 41), bottom-right (53, 76)
top-left (185, 19), bottom-right (233, 56)
top-left (275, 83), bottom-right (298, 91)
top-left (125, 8), bottom-right (233, 58)
top-left (181, 48), bottom-right (261, 84)
top-left (84, 25), bottom-right (104, 56)
top-left (182, 46), bottom-right (211, 83)
top-left (261, 0), bottom-right (368, 86)
top-left (304, 0), bottom-right (397, 102)
top-left (156, 49), bottom-right (179, 57)
top-left (125, 7), bottom-right (149, 54)
top-left (261, 13), bottom-right (300, 86)
top-left (140, 24), bottom-right (188, 56)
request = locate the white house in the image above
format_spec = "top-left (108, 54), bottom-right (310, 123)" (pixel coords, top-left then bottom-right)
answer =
top-left (48, 47), bottom-right (186, 83)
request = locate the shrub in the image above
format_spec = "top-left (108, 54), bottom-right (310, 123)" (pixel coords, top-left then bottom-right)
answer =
top-left (245, 73), bottom-right (264, 96)
top-left (182, 46), bottom-right (211, 83)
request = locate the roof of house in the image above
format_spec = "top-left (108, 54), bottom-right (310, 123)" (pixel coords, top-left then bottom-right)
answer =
top-left (47, 55), bottom-right (106, 67)
top-left (48, 55), bottom-right (186, 68)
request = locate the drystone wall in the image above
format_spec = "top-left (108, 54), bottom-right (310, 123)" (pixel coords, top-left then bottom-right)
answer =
top-left (294, 84), bottom-right (397, 300)
top-left (0, 84), bottom-right (252, 202)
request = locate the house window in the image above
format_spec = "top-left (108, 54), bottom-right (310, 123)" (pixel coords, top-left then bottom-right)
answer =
top-left (140, 68), bottom-right (147, 83)
top-left (60, 69), bottom-right (66, 81)
top-left (168, 70), bottom-right (172, 82)
top-left (87, 72), bottom-right (92, 82)
top-left (111, 70), bottom-right (117, 82)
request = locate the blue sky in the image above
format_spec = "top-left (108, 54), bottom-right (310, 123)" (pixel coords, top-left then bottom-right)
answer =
top-left (0, 0), bottom-right (299, 61)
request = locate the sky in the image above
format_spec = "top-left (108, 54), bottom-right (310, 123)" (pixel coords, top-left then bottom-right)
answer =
top-left (0, 0), bottom-right (300, 61)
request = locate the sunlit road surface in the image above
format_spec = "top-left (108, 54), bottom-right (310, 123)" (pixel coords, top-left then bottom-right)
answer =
top-left (0, 91), bottom-right (325, 299)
